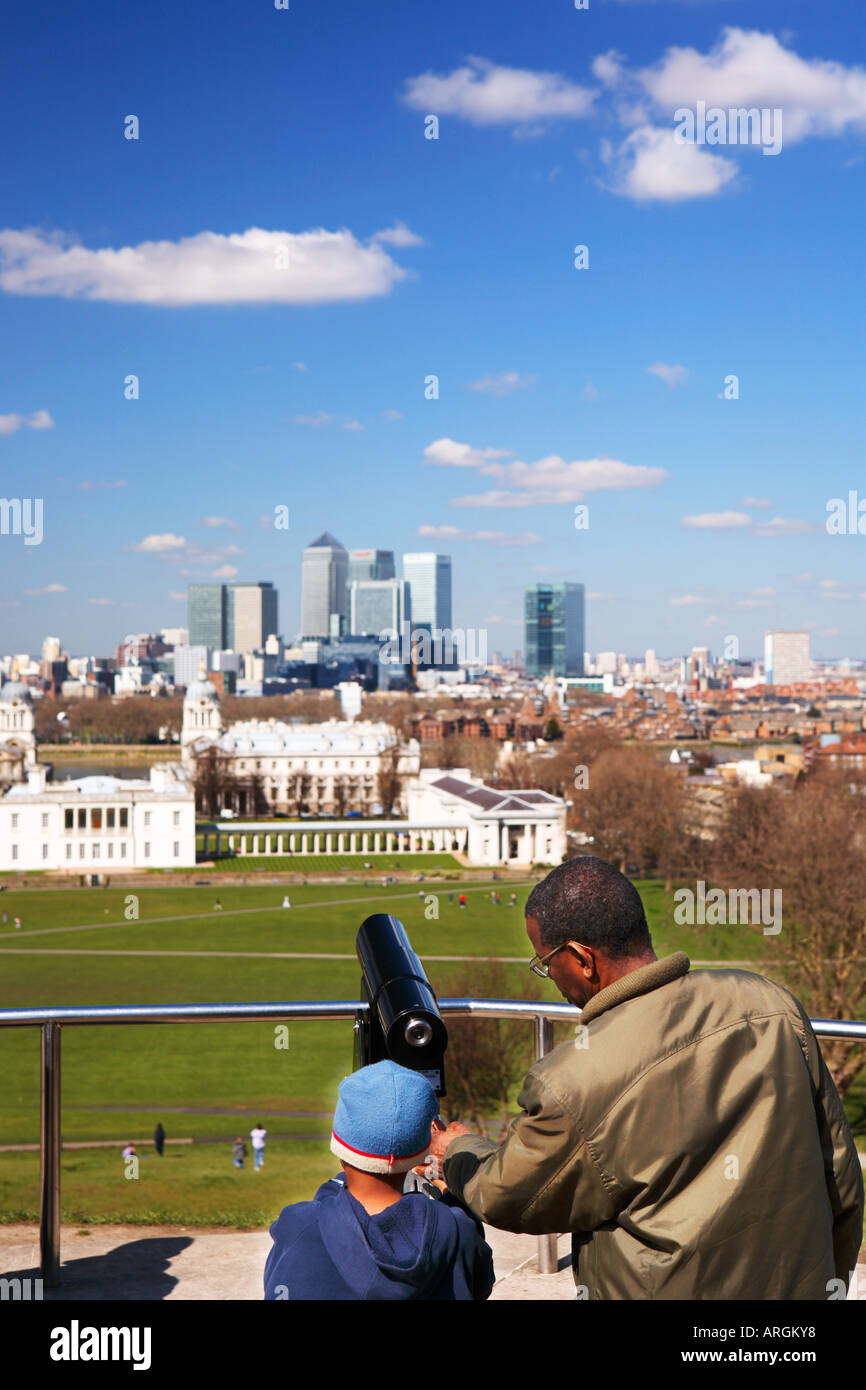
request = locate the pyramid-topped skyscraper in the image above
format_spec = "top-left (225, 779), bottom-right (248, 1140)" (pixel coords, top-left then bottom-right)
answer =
top-left (301, 532), bottom-right (348, 637)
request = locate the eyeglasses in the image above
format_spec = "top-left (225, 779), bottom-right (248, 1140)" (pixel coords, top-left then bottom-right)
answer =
top-left (529, 943), bottom-right (568, 978)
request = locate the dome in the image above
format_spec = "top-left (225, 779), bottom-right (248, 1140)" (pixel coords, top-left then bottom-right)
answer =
top-left (184, 678), bottom-right (220, 703)
top-left (0, 680), bottom-right (32, 704)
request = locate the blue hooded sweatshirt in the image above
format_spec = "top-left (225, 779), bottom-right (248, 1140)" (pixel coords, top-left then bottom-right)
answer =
top-left (264, 1173), bottom-right (495, 1301)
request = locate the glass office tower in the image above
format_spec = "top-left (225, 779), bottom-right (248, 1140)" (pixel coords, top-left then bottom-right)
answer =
top-left (188, 584), bottom-right (227, 649)
top-left (525, 583), bottom-right (585, 677)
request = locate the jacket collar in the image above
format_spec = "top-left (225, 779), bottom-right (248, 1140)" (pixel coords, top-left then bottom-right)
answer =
top-left (579, 952), bottom-right (691, 1025)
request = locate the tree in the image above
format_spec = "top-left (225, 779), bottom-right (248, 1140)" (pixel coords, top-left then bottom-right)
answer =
top-left (711, 772), bottom-right (866, 1097)
top-left (435, 962), bottom-right (543, 1139)
top-left (288, 771), bottom-right (312, 818)
top-left (544, 717), bottom-right (562, 741)
top-left (579, 746), bottom-right (684, 877)
top-left (332, 776), bottom-right (351, 818)
top-left (192, 746), bottom-right (237, 818)
top-left (376, 743), bottom-right (403, 816)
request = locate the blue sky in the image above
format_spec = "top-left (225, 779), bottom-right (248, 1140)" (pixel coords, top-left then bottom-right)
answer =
top-left (1, 0), bottom-right (864, 661)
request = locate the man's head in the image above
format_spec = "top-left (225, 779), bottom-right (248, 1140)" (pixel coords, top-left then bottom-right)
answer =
top-left (525, 856), bottom-right (655, 1007)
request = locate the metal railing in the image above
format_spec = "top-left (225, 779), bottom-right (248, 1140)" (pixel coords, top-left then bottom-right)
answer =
top-left (1, 999), bottom-right (864, 1288)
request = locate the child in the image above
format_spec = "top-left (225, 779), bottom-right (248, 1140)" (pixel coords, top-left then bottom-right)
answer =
top-left (264, 1060), bottom-right (494, 1301)
top-left (233, 1137), bottom-right (247, 1168)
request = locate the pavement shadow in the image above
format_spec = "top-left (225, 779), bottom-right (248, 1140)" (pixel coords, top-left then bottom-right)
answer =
top-left (3, 1236), bottom-right (193, 1300)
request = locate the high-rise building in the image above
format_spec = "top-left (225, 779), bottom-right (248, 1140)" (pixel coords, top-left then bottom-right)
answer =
top-left (301, 532), bottom-right (349, 637)
top-left (228, 581), bottom-right (278, 652)
top-left (174, 644), bottom-right (213, 689)
top-left (348, 549), bottom-right (395, 585)
top-left (403, 553), bottom-right (452, 633)
top-left (42, 636), bottom-right (62, 663)
top-left (764, 631), bottom-right (810, 686)
top-left (525, 584), bottom-right (585, 678)
top-left (349, 579), bottom-right (411, 636)
top-left (644, 648), bottom-right (658, 678)
top-left (188, 584), bottom-right (228, 649)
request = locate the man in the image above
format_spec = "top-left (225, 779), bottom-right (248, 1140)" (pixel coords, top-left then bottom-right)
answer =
top-left (434, 856), bottom-right (864, 1300)
top-left (154, 1121), bottom-right (165, 1157)
top-left (250, 1122), bottom-right (267, 1171)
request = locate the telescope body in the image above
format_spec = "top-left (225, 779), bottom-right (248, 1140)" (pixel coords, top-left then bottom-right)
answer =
top-left (353, 913), bottom-right (447, 1095)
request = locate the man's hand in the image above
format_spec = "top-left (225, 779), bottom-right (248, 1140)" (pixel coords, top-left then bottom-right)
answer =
top-left (428, 1117), bottom-right (472, 1164)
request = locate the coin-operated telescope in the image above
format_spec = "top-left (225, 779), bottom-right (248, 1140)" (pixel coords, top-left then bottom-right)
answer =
top-left (353, 913), bottom-right (447, 1096)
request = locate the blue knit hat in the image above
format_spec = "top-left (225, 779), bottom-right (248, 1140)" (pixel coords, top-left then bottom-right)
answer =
top-left (330, 1060), bottom-right (438, 1175)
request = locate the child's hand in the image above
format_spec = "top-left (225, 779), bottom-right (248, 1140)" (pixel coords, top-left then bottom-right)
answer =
top-left (427, 1118), bottom-right (472, 1164)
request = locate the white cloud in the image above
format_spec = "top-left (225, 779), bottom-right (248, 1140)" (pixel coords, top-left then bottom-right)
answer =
top-left (168, 591), bottom-right (186, 601)
top-left (292, 361), bottom-right (307, 371)
top-left (638, 27), bottom-right (866, 144)
top-left (818, 578), bottom-right (841, 588)
top-left (0, 225), bottom-right (418, 306)
top-left (0, 408), bottom-right (55, 435)
top-left (402, 56), bottom-right (596, 127)
top-left (586, 591), bottom-right (614, 600)
top-left (670, 594), bottom-right (711, 606)
top-left (602, 125), bottom-right (737, 201)
top-left (211, 564), bottom-right (239, 579)
top-left (752, 516), bottom-right (817, 536)
top-left (370, 221), bottom-right (426, 247)
top-left (736, 597), bottom-right (772, 608)
top-left (294, 411), bottom-right (364, 430)
top-left (424, 437), bottom-right (667, 507)
top-left (131, 533), bottom-right (186, 553)
top-left (467, 371), bottom-right (536, 397)
top-left (382, 408), bottom-right (402, 421)
top-left (22, 583), bottom-right (68, 595)
top-left (423, 438), bottom-right (514, 469)
top-left (416, 525), bottom-right (542, 546)
top-left (77, 479), bottom-right (127, 491)
top-left (646, 361), bottom-right (690, 386)
top-left (752, 586), bottom-right (776, 595)
top-left (199, 516), bottom-right (241, 529)
top-left (742, 495), bottom-right (770, 507)
top-left (681, 511), bottom-right (751, 528)
top-left (88, 597), bottom-right (116, 606)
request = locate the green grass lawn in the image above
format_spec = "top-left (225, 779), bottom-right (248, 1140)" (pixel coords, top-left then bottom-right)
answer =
top-left (0, 876), bottom-right (862, 1230)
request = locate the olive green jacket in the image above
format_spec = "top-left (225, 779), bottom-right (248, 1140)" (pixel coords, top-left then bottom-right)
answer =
top-left (443, 953), bottom-right (864, 1300)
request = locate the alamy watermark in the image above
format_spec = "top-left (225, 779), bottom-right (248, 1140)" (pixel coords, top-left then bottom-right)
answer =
top-left (379, 623), bottom-right (487, 667)
top-left (673, 880), bottom-right (782, 936)
top-left (674, 102), bottom-right (783, 156)
top-left (0, 497), bottom-right (43, 546)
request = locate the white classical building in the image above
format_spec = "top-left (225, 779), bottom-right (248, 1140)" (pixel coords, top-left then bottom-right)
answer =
top-left (0, 763), bottom-right (196, 872)
top-left (181, 676), bottom-right (420, 815)
top-left (407, 769), bottom-right (566, 866)
top-left (199, 768), bottom-right (566, 868)
top-left (0, 674), bottom-right (37, 788)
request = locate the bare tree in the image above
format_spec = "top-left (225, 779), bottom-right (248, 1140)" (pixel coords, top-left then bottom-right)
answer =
top-left (192, 746), bottom-right (237, 818)
top-left (376, 743), bottom-right (403, 816)
top-left (711, 772), bottom-right (866, 1096)
top-left (288, 771), bottom-right (312, 818)
top-left (435, 962), bottom-right (544, 1139)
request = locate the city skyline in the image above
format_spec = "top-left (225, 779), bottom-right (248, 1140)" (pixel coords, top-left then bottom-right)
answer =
top-left (2, 2), bottom-right (865, 658)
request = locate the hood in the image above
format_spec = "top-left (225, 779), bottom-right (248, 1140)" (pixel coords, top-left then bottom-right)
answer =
top-left (313, 1177), bottom-right (460, 1300)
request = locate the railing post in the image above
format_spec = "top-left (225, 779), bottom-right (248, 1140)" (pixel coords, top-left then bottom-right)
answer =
top-left (534, 1015), bottom-right (559, 1276)
top-left (40, 1020), bottom-right (61, 1288)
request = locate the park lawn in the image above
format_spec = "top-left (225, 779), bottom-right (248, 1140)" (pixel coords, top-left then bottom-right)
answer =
top-left (0, 1141), bottom-right (335, 1229)
top-left (0, 876), bottom-right (862, 1226)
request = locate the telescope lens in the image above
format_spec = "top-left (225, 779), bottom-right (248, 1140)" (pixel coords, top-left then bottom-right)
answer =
top-left (404, 1017), bottom-right (433, 1048)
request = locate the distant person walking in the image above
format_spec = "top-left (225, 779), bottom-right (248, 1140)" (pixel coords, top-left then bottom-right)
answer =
top-left (122, 1143), bottom-right (136, 1161)
top-left (233, 1137), bottom-right (247, 1169)
top-left (2, 911), bottom-right (7, 924)
top-left (154, 1122), bottom-right (165, 1157)
top-left (13, 917), bottom-right (21, 930)
top-left (251, 1123), bottom-right (267, 1171)
top-left (281, 895), bottom-right (291, 909)
top-left (458, 894), bottom-right (466, 909)
top-left (214, 898), bottom-right (222, 910)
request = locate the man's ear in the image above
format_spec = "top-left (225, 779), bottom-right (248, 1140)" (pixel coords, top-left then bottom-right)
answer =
top-left (568, 942), bottom-right (595, 975)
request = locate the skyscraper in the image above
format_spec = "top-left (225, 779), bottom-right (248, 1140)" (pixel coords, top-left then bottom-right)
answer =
top-left (348, 549), bottom-right (395, 585)
top-left (228, 582), bottom-right (278, 652)
top-left (301, 533), bottom-right (349, 637)
top-left (349, 579), bottom-right (411, 636)
top-left (764, 631), bottom-right (810, 685)
top-left (403, 554), bottom-right (452, 633)
top-left (525, 583), bottom-right (585, 678)
top-left (188, 584), bottom-right (228, 649)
